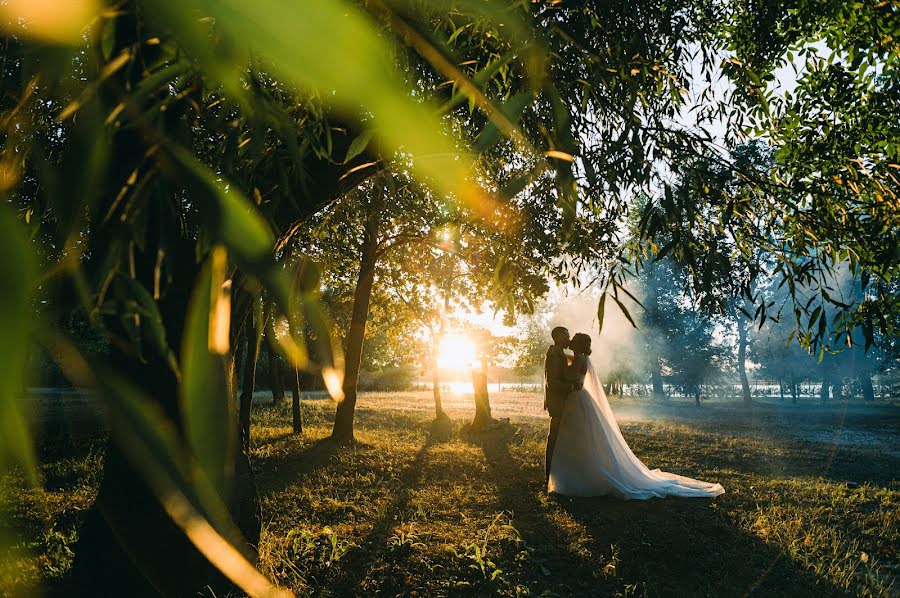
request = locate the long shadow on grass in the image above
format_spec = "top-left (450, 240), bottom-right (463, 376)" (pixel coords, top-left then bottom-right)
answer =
top-left (321, 433), bottom-right (440, 597)
top-left (464, 425), bottom-right (617, 596)
top-left (467, 424), bottom-right (844, 598)
top-left (255, 436), bottom-right (342, 495)
top-left (553, 492), bottom-right (842, 597)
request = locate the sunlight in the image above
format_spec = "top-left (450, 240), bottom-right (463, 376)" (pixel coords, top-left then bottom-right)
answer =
top-left (437, 334), bottom-right (477, 370)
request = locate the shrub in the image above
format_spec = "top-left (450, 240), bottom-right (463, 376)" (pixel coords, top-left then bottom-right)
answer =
top-left (358, 367), bottom-right (416, 391)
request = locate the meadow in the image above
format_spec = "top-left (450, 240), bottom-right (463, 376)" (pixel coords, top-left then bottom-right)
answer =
top-left (2, 391), bottom-right (897, 597)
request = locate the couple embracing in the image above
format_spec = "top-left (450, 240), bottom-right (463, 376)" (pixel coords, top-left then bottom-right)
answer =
top-left (543, 326), bottom-right (724, 499)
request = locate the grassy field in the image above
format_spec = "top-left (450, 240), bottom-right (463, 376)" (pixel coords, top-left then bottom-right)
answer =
top-left (2, 391), bottom-right (898, 597)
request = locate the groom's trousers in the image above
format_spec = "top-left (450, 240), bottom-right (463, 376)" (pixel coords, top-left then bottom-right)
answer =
top-left (545, 415), bottom-right (562, 484)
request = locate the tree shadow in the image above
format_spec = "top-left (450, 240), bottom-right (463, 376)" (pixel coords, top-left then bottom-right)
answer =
top-left (552, 494), bottom-right (841, 597)
top-left (255, 436), bottom-right (342, 496)
top-left (465, 424), bottom-right (845, 597)
top-left (463, 424), bottom-right (617, 596)
top-left (320, 435), bottom-right (440, 597)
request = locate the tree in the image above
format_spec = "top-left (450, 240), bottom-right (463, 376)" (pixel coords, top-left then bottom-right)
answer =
top-left (2, 2), bottom-right (897, 594)
top-left (666, 309), bottom-right (725, 405)
top-left (655, 142), bottom-right (774, 403)
top-left (634, 259), bottom-right (684, 400)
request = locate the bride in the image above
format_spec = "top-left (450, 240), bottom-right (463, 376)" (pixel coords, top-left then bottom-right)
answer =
top-left (548, 333), bottom-right (724, 499)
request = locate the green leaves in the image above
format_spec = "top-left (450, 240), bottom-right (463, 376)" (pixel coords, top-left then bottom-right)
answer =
top-left (180, 247), bottom-right (235, 501)
top-left (343, 129), bottom-right (375, 164)
top-left (146, 0), bottom-right (488, 212)
top-left (474, 92), bottom-right (533, 153)
top-left (596, 292), bottom-right (607, 333)
top-left (167, 145), bottom-right (274, 269)
top-left (0, 208), bottom-right (38, 487)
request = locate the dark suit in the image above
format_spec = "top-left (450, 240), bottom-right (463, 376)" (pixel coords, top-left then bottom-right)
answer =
top-left (544, 344), bottom-right (571, 483)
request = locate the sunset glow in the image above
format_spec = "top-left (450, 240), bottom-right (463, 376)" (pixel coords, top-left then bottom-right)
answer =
top-left (437, 334), bottom-right (476, 370)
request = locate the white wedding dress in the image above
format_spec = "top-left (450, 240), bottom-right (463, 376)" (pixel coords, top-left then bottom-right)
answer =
top-left (548, 356), bottom-right (724, 499)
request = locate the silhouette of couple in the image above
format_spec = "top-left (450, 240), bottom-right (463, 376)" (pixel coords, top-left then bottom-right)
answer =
top-left (542, 326), bottom-right (724, 499)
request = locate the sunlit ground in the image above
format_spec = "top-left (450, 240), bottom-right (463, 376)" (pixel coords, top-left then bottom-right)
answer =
top-left (1, 391), bottom-right (897, 596)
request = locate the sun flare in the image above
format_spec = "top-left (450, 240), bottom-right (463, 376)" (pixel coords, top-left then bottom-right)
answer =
top-left (437, 334), bottom-right (476, 370)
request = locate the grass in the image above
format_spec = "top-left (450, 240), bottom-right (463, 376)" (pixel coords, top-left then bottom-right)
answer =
top-left (2, 391), bottom-right (898, 597)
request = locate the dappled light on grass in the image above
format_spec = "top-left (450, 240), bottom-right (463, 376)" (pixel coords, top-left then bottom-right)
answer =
top-left (247, 397), bottom-right (897, 596)
top-left (3, 393), bottom-right (898, 595)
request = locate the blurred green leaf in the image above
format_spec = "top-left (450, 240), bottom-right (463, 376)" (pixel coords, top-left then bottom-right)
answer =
top-left (0, 208), bottom-right (38, 487)
top-left (180, 247), bottom-right (235, 501)
top-left (167, 144), bottom-right (273, 267)
top-left (145, 0), bottom-right (488, 213)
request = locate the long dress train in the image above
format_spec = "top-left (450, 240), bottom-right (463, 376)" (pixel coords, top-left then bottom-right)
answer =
top-left (548, 356), bottom-right (724, 499)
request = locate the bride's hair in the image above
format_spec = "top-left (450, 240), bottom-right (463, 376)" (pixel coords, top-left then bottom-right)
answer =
top-left (570, 333), bottom-right (592, 356)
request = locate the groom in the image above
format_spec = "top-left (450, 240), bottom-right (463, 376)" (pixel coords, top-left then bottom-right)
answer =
top-left (544, 326), bottom-right (572, 488)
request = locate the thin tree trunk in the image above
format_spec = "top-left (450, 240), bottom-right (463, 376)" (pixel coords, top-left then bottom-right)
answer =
top-left (332, 192), bottom-right (383, 441)
top-left (860, 374), bottom-right (875, 402)
top-left (651, 357), bottom-right (665, 400)
top-left (472, 357), bottom-right (494, 430)
top-left (820, 376), bottom-right (830, 403)
top-left (431, 339), bottom-right (446, 420)
top-left (240, 315), bottom-right (261, 452)
top-left (267, 349), bottom-right (284, 408)
top-left (265, 316), bottom-right (284, 407)
top-left (231, 331), bottom-right (245, 404)
top-left (778, 379), bottom-right (785, 401)
top-left (737, 319), bottom-right (751, 403)
top-left (694, 386), bottom-right (701, 406)
top-left (291, 367), bottom-right (303, 434)
top-left (832, 376), bottom-right (845, 401)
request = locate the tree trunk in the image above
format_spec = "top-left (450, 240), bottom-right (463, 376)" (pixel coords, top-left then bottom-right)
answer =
top-left (431, 340), bottom-right (447, 421)
top-left (651, 357), bottom-right (665, 400)
top-left (778, 379), bottom-right (785, 401)
top-left (291, 367), bottom-right (303, 434)
top-left (832, 376), bottom-right (845, 401)
top-left (230, 331), bottom-right (245, 404)
top-left (61, 9), bottom-right (261, 593)
top-left (471, 359), bottom-right (494, 430)
top-left (267, 348), bottom-right (284, 408)
top-left (332, 193), bottom-right (383, 441)
top-left (694, 386), bottom-right (701, 406)
top-left (820, 376), bottom-right (830, 403)
top-left (240, 316), bottom-right (261, 452)
top-left (265, 316), bottom-right (284, 407)
top-left (737, 320), bottom-right (751, 403)
top-left (65, 253), bottom-right (260, 597)
top-left (860, 374), bottom-right (875, 402)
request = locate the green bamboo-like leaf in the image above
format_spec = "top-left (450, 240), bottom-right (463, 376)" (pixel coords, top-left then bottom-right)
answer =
top-left (180, 249), bottom-right (235, 500)
top-left (611, 295), bottom-right (638, 329)
top-left (474, 92), bottom-right (533, 152)
top-left (343, 129), bottom-right (375, 164)
top-left (114, 272), bottom-right (180, 375)
top-left (596, 292), bottom-right (607, 333)
top-left (0, 209), bottom-right (38, 487)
